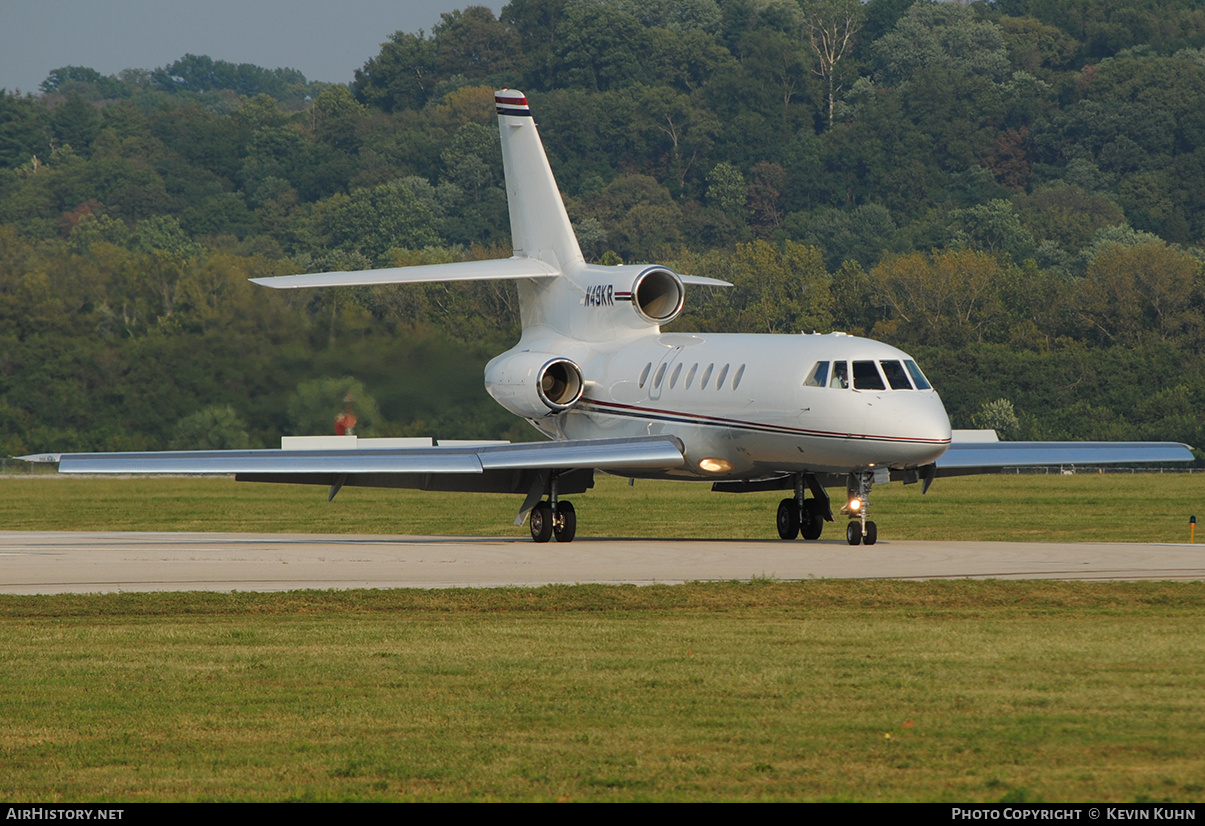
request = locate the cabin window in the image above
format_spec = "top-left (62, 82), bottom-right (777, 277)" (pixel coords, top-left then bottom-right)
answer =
top-left (638, 363), bottom-right (652, 388)
top-left (670, 362), bottom-right (683, 389)
top-left (732, 364), bottom-right (746, 390)
top-left (701, 363), bottom-right (714, 389)
top-left (905, 360), bottom-right (932, 390)
top-left (654, 363), bottom-right (667, 388)
top-left (685, 363), bottom-right (698, 389)
top-left (852, 361), bottom-right (886, 390)
top-left (804, 361), bottom-right (829, 387)
top-left (829, 361), bottom-right (849, 389)
top-left (880, 360), bottom-right (912, 390)
top-left (716, 364), bottom-right (730, 390)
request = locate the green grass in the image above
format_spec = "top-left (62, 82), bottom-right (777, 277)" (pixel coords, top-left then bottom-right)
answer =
top-left (2, 474), bottom-right (1203, 801)
top-left (1, 582), bottom-right (1203, 801)
top-left (0, 471), bottom-right (1201, 542)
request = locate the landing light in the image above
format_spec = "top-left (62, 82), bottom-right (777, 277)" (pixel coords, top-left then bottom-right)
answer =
top-left (848, 497), bottom-right (863, 512)
top-left (698, 457), bottom-right (733, 473)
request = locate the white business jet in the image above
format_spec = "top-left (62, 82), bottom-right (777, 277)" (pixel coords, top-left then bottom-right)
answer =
top-left (41, 90), bottom-right (1196, 544)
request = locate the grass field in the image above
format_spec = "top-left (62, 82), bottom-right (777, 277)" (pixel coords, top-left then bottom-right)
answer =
top-left (1, 582), bottom-right (1204, 802)
top-left (0, 470), bottom-right (1201, 542)
top-left (1, 472), bottom-right (1203, 801)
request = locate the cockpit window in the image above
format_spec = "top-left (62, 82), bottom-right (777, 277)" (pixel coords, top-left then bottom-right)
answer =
top-left (904, 359), bottom-right (932, 390)
top-left (852, 360), bottom-right (886, 390)
top-left (804, 361), bottom-right (829, 387)
top-left (829, 361), bottom-right (849, 389)
top-left (880, 360), bottom-right (913, 390)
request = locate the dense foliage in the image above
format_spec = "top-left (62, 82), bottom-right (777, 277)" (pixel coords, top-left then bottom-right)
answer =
top-left (1, 0), bottom-right (1203, 456)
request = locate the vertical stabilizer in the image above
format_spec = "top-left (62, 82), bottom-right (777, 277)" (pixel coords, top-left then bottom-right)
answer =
top-left (495, 90), bottom-right (584, 273)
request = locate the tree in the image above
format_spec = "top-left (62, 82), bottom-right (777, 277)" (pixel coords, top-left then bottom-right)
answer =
top-left (972, 398), bottom-right (1019, 439)
top-left (310, 181), bottom-right (442, 264)
top-left (169, 405), bottom-right (252, 449)
top-left (803, 0), bottom-right (864, 126)
top-left (706, 162), bottom-right (747, 215)
top-left (874, 3), bottom-right (1010, 84)
top-left (431, 6), bottom-right (522, 82)
top-left (731, 239), bottom-right (833, 334)
top-left (869, 249), bottom-right (1004, 346)
top-left (1075, 241), bottom-right (1204, 347)
top-left (354, 31), bottom-right (438, 112)
top-left (948, 199), bottom-right (1037, 262)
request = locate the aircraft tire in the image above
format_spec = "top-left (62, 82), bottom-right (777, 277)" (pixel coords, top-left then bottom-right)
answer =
top-left (801, 500), bottom-right (824, 541)
top-left (777, 498), bottom-right (799, 540)
top-left (553, 501), bottom-right (576, 543)
top-left (846, 521), bottom-right (862, 546)
top-left (530, 502), bottom-right (553, 543)
top-left (864, 521), bottom-right (877, 546)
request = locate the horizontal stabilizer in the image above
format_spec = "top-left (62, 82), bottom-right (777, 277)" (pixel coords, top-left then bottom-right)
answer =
top-left (251, 257), bottom-right (559, 290)
top-left (936, 441), bottom-right (1195, 476)
top-left (680, 274), bottom-right (734, 287)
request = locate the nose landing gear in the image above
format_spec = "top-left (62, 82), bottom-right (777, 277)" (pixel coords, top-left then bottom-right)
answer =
top-left (844, 470), bottom-right (877, 545)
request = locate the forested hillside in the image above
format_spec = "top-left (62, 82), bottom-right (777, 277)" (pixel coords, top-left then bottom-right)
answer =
top-left (1, 0), bottom-right (1203, 457)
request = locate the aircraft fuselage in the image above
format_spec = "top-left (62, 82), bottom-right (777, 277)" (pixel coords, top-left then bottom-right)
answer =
top-left (490, 329), bottom-right (953, 482)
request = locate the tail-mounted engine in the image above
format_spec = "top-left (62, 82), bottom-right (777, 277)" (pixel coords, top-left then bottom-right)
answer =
top-left (630, 267), bottom-right (685, 325)
top-left (484, 351), bottom-right (585, 419)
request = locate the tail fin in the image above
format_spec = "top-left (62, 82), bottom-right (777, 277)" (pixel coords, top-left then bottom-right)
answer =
top-left (495, 90), bottom-right (584, 273)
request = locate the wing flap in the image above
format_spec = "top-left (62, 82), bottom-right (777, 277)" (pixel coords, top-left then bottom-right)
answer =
top-left (250, 257), bottom-right (559, 290)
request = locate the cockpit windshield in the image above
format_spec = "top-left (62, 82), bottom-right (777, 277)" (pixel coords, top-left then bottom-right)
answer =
top-left (852, 361), bottom-right (886, 390)
top-left (803, 358), bottom-right (934, 391)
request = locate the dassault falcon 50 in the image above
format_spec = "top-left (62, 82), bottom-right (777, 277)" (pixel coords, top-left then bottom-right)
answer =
top-left (35, 89), bottom-right (1195, 544)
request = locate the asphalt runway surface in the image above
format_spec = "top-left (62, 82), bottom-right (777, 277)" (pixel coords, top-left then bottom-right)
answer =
top-left (2, 531), bottom-right (1203, 594)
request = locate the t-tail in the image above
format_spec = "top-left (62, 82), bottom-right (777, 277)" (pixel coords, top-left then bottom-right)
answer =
top-left (251, 89), bottom-right (729, 342)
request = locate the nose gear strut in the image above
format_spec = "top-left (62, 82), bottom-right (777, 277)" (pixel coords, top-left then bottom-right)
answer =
top-left (843, 471), bottom-right (878, 546)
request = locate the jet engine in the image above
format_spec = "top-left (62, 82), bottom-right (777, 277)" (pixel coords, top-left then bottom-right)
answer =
top-left (631, 267), bottom-right (685, 325)
top-left (484, 351), bottom-right (585, 418)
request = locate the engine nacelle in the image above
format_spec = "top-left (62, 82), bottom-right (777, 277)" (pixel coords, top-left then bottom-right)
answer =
top-left (630, 266), bottom-right (685, 325)
top-left (484, 351), bottom-right (585, 418)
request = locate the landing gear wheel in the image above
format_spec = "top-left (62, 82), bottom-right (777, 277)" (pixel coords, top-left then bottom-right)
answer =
top-left (777, 498), bottom-right (800, 540)
top-left (530, 501), bottom-right (553, 543)
top-left (864, 521), bottom-right (877, 546)
top-left (553, 501), bottom-right (576, 543)
top-left (846, 521), bottom-right (862, 546)
top-left (801, 500), bottom-right (825, 541)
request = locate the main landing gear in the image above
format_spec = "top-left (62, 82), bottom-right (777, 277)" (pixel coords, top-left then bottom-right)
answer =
top-left (776, 473), bottom-right (831, 541)
top-left (843, 471), bottom-right (877, 546)
top-left (530, 499), bottom-right (576, 543)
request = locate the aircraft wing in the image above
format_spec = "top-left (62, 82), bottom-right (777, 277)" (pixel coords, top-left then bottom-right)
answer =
top-left (250, 257), bottom-right (560, 290)
top-left (934, 441), bottom-right (1195, 477)
top-left (42, 436), bottom-right (685, 503)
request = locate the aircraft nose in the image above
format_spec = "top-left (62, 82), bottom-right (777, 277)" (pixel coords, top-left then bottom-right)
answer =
top-left (925, 393), bottom-right (953, 443)
top-left (885, 391), bottom-right (952, 463)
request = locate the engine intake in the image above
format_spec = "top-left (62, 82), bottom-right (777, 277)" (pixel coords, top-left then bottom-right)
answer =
top-left (537, 358), bottom-right (584, 410)
top-left (632, 267), bottom-right (684, 324)
top-left (484, 351), bottom-right (585, 418)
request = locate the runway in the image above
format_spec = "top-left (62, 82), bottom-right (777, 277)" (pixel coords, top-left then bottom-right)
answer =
top-left (1, 531), bottom-right (1203, 593)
